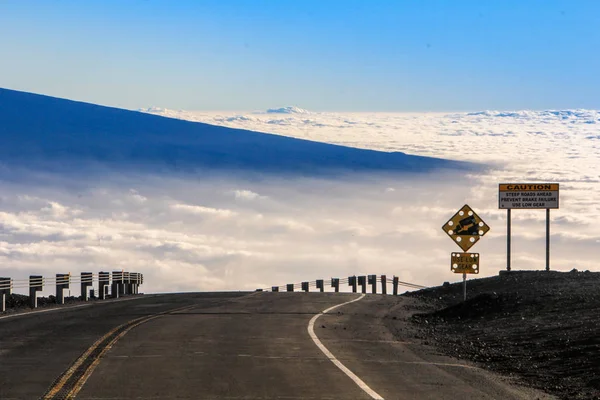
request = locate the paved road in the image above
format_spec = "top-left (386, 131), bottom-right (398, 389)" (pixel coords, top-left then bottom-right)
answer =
top-left (0, 292), bottom-right (554, 399)
top-left (0, 293), bottom-right (246, 400)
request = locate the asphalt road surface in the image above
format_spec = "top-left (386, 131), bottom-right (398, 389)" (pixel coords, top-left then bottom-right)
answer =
top-left (0, 292), bottom-right (554, 399)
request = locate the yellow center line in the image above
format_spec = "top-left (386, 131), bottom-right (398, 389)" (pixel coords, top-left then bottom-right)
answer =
top-left (65, 313), bottom-right (164, 398)
top-left (42, 304), bottom-right (197, 400)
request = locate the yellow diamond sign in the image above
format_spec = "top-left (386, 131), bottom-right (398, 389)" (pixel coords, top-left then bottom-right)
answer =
top-left (442, 204), bottom-right (490, 251)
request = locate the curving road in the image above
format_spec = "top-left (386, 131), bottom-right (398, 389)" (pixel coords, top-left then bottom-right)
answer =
top-left (0, 292), bottom-right (554, 399)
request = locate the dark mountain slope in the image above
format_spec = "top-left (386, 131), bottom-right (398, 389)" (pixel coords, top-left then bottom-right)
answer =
top-left (0, 88), bottom-right (474, 175)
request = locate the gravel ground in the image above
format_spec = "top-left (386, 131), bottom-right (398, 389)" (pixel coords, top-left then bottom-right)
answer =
top-left (403, 270), bottom-right (600, 400)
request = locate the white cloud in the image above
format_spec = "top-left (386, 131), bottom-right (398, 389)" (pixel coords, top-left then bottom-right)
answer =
top-left (128, 189), bottom-right (148, 204)
top-left (232, 189), bottom-right (264, 201)
top-left (170, 203), bottom-right (236, 217)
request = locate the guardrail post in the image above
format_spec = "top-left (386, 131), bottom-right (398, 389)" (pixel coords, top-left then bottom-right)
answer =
top-left (119, 271), bottom-right (125, 296)
top-left (272, 286), bottom-right (279, 292)
top-left (125, 272), bottom-right (132, 295)
top-left (81, 272), bottom-right (93, 301)
top-left (368, 274), bottom-right (377, 294)
top-left (99, 272), bottom-right (110, 300)
top-left (129, 272), bottom-right (136, 295)
top-left (286, 284), bottom-right (294, 292)
top-left (0, 277), bottom-right (11, 312)
top-left (136, 272), bottom-right (142, 294)
top-left (393, 276), bottom-right (399, 296)
top-left (120, 271), bottom-right (126, 296)
top-left (55, 274), bottom-right (70, 304)
top-left (358, 276), bottom-right (367, 294)
top-left (316, 280), bottom-right (324, 292)
top-left (29, 275), bottom-right (43, 308)
top-left (301, 282), bottom-right (309, 292)
top-left (331, 278), bottom-right (340, 293)
top-left (133, 272), bottom-right (140, 294)
top-left (112, 271), bottom-right (123, 298)
top-left (381, 275), bottom-right (387, 295)
top-left (348, 276), bottom-right (357, 293)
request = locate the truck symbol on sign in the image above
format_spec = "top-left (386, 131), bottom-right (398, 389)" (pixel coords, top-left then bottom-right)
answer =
top-left (455, 216), bottom-right (479, 236)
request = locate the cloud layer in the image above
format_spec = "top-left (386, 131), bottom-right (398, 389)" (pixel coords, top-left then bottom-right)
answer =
top-left (1, 171), bottom-right (478, 295)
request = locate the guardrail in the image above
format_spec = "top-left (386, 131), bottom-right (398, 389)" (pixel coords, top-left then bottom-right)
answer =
top-left (263, 274), bottom-right (425, 294)
top-left (0, 271), bottom-right (144, 312)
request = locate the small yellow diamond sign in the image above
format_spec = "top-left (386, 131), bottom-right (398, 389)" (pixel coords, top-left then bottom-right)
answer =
top-left (451, 252), bottom-right (480, 274)
top-left (442, 204), bottom-right (490, 251)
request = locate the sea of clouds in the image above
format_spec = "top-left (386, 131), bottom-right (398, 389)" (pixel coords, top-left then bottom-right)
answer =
top-left (141, 107), bottom-right (600, 273)
top-left (2, 107), bottom-right (598, 295)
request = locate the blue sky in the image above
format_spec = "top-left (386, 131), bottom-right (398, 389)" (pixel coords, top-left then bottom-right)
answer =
top-left (1, 0), bottom-right (599, 111)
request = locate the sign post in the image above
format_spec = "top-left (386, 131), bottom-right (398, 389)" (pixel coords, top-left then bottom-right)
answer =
top-left (546, 208), bottom-right (551, 271)
top-left (443, 205), bottom-right (489, 301)
top-left (451, 252), bottom-right (480, 301)
top-left (507, 209), bottom-right (511, 271)
top-left (499, 183), bottom-right (559, 271)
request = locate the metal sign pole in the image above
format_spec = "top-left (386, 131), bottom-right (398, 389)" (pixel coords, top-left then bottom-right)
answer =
top-left (463, 273), bottom-right (467, 301)
top-left (500, 183), bottom-right (559, 272)
top-left (507, 209), bottom-right (511, 271)
top-left (546, 208), bottom-right (550, 271)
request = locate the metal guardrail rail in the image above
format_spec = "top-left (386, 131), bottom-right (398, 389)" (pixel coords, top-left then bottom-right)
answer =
top-left (263, 274), bottom-right (426, 294)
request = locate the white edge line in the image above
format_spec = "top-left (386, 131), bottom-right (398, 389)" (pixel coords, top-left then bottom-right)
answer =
top-left (307, 294), bottom-right (384, 400)
top-left (0, 295), bottom-right (157, 321)
top-left (0, 303), bottom-right (93, 321)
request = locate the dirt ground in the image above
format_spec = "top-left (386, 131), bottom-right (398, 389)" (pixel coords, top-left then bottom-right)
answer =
top-left (402, 270), bottom-right (600, 400)
top-left (1, 293), bottom-right (118, 317)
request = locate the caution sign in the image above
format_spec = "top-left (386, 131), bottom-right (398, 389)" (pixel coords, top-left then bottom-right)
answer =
top-left (499, 183), bottom-right (559, 209)
top-left (451, 252), bottom-right (479, 274)
top-left (442, 205), bottom-right (490, 252)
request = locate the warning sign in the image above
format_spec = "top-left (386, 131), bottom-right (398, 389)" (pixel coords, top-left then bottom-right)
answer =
top-left (451, 252), bottom-right (479, 274)
top-left (442, 205), bottom-right (490, 252)
top-left (499, 183), bottom-right (559, 209)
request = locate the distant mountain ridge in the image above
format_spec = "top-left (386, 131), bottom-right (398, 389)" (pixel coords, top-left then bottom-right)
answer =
top-left (0, 88), bottom-right (472, 175)
top-left (265, 106), bottom-right (309, 114)
top-left (464, 109), bottom-right (599, 122)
